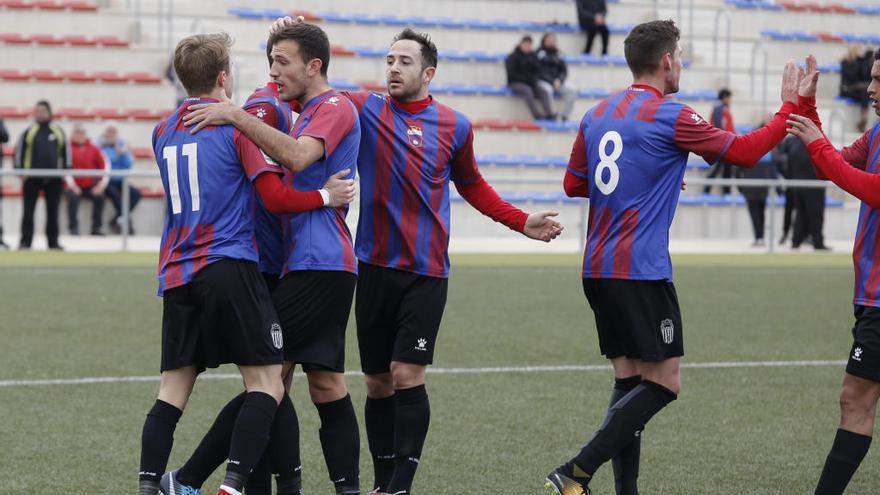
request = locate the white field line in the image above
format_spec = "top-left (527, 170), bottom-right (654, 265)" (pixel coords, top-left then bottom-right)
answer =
top-left (0, 360), bottom-right (847, 388)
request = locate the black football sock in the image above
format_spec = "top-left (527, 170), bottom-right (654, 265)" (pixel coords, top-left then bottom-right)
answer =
top-left (244, 451), bottom-right (272, 495)
top-left (365, 394), bottom-right (397, 492)
top-left (177, 392), bottom-right (247, 488)
top-left (571, 380), bottom-right (676, 476)
top-left (815, 428), bottom-right (872, 495)
top-left (610, 376), bottom-right (643, 495)
top-left (138, 400), bottom-right (183, 493)
top-left (316, 394), bottom-right (361, 493)
top-left (267, 395), bottom-right (303, 495)
top-left (386, 385), bottom-right (430, 494)
top-left (222, 392), bottom-right (279, 492)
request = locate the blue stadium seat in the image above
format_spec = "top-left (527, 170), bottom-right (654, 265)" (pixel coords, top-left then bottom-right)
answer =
top-left (536, 120), bottom-right (578, 132)
top-left (329, 79), bottom-right (360, 91)
top-left (818, 62), bottom-right (841, 73)
top-left (317, 12), bottom-right (353, 23)
top-left (348, 13), bottom-right (382, 25)
top-left (350, 46), bottom-right (386, 57)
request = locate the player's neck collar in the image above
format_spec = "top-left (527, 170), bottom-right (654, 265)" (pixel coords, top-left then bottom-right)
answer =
top-left (300, 88), bottom-right (335, 111)
top-left (391, 95), bottom-right (433, 114)
top-left (629, 84), bottom-right (663, 98)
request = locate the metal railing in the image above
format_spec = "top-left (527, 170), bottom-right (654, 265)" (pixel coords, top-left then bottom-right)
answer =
top-left (713, 9), bottom-right (732, 87)
top-left (0, 169), bottom-right (850, 254)
top-left (750, 42), bottom-right (769, 116)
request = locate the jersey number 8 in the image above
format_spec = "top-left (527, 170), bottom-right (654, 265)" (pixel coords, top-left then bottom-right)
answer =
top-left (595, 130), bottom-right (622, 195)
top-left (162, 143), bottom-right (200, 215)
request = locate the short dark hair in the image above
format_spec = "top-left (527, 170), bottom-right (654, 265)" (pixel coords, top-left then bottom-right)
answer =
top-left (268, 23), bottom-right (330, 77)
top-left (521, 35), bottom-right (533, 44)
top-left (35, 100), bottom-right (51, 114)
top-left (173, 33), bottom-right (232, 96)
top-left (623, 20), bottom-right (680, 77)
top-left (393, 28), bottom-right (438, 69)
top-left (718, 88), bottom-right (732, 100)
top-left (874, 47), bottom-right (880, 60)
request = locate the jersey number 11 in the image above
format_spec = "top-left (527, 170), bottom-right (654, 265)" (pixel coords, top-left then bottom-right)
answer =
top-left (162, 143), bottom-right (200, 215)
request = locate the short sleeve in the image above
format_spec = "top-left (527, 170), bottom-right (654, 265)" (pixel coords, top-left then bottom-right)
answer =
top-left (450, 125), bottom-right (481, 185)
top-left (673, 105), bottom-right (735, 164)
top-left (567, 120), bottom-right (588, 179)
top-left (300, 98), bottom-right (356, 158)
top-left (234, 129), bottom-right (283, 181)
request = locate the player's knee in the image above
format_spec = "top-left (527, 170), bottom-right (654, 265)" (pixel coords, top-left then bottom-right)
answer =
top-left (365, 372), bottom-right (394, 398)
top-left (390, 362), bottom-right (426, 390)
top-left (307, 372), bottom-right (347, 403)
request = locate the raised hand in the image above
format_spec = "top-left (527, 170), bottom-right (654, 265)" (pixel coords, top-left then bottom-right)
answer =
top-left (323, 169), bottom-right (357, 207)
top-left (182, 93), bottom-right (243, 134)
top-left (781, 60), bottom-right (799, 104)
top-left (799, 54), bottom-right (820, 98)
top-left (786, 114), bottom-right (824, 145)
top-left (523, 211), bottom-right (564, 242)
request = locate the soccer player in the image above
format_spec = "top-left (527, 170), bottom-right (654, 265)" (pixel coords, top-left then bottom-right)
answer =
top-left (544, 20), bottom-right (805, 495)
top-left (183, 23), bottom-right (363, 495)
top-left (786, 54), bottom-right (880, 495)
top-left (138, 32), bottom-right (353, 495)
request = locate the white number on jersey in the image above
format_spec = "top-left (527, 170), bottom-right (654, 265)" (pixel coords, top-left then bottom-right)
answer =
top-left (595, 130), bottom-right (623, 195)
top-left (162, 143), bottom-right (200, 214)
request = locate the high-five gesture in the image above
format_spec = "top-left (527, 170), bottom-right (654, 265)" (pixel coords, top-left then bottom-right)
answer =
top-left (799, 54), bottom-right (820, 98)
top-left (781, 60), bottom-right (801, 104)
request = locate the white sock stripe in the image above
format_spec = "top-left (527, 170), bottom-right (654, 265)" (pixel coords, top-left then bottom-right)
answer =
top-left (0, 360), bottom-right (848, 388)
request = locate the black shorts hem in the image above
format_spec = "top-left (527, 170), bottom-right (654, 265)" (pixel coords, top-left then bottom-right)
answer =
top-left (845, 365), bottom-right (880, 383)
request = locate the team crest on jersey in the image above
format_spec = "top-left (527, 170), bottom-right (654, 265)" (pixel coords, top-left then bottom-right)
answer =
top-left (326, 96), bottom-right (340, 106)
top-left (660, 319), bottom-right (674, 344)
top-left (270, 323), bottom-right (283, 349)
top-left (691, 113), bottom-right (703, 123)
top-left (407, 125), bottom-right (423, 147)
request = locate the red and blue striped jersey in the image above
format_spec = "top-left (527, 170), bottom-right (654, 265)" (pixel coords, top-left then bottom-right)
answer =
top-left (834, 125), bottom-right (880, 307)
top-left (569, 86), bottom-right (733, 281)
top-left (346, 92), bottom-right (481, 278)
top-left (283, 89), bottom-right (359, 274)
top-left (153, 98), bottom-right (283, 294)
top-left (243, 84), bottom-right (293, 276)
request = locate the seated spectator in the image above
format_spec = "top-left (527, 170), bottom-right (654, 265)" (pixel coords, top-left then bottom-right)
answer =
top-left (840, 44), bottom-right (873, 132)
top-left (536, 32), bottom-right (576, 121)
top-left (99, 124), bottom-right (141, 234)
top-left (505, 35), bottom-right (554, 120)
top-left (65, 123), bottom-right (109, 236)
top-left (577, 0), bottom-right (609, 55)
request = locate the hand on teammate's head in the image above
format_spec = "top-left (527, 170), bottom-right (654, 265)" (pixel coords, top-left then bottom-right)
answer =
top-left (269, 15), bottom-right (304, 36)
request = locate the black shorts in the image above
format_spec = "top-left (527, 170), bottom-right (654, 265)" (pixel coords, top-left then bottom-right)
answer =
top-left (262, 271), bottom-right (281, 294)
top-left (272, 270), bottom-right (356, 373)
top-left (161, 259), bottom-right (283, 372)
top-left (846, 305), bottom-right (880, 382)
top-left (356, 262), bottom-right (448, 375)
top-left (583, 278), bottom-right (684, 362)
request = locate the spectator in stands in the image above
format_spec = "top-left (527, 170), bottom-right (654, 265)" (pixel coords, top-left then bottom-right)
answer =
top-left (99, 124), bottom-right (140, 234)
top-left (736, 122), bottom-right (778, 247)
top-left (703, 88), bottom-right (735, 195)
top-left (536, 32), bottom-right (577, 122)
top-left (840, 44), bottom-right (873, 132)
top-left (576, 0), bottom-right (609, 55)
top-left (65, 123), bottom-right (109, 236)
top-left (506, 35), bottom-right (554, 120)
top-left (774, 140), bottom-right (796, 245)
top-left (14, 100), bottom-right (68, 250)
top-left (776, 135), bottom-right (830, 250)
top-left (0, 116), bottom-right (8, 249)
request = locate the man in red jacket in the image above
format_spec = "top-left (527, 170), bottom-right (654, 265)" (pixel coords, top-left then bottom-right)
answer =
top-left (65, 123), bottom-right (109, 236)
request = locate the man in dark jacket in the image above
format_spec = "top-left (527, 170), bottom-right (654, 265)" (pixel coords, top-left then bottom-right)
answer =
top-left (506, 35), bottom-right (553, 120)
top-left (0, 116), bottom-right (8, 249)
top-left (737, 150), bottom-right (778, 246)
top-left (536, 32), bottom-right (576, 121)
top-left (704, 88), bottom-right (735, 195)
top-left (13, 100), bottom-right (69, 250)
top-left (576, 0), bottom-right (610, 55)
top-left (776, 135), bottom-right (829, 250)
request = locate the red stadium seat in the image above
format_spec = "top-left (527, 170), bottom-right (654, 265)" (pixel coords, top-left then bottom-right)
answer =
top-left (66, 0), bottom-right (97, 11)
top-left (357, 80), bottom-right (385, 91)
top-left (472, 119), bottom-right (506, 130)
top-left (93, 108), bottom-right (125, 120)
top-left (127, 71), bottom-right (161, 84)
top-left (33, 1), bottom-right (65, 10)
top-left (55, 108), bottom-right (95, 120)
top-left (816, 32), bottom-right (844, 42)
top-left (330, 45), bottom-right (355, 56)
top-left (0, 107), bottom-right (30, 119)
top-left (779, 1), bottom-right (808, 10)
top-left (0, 69), bottom-right (29, 80)
top-left (2, 145), bottom-right (12, 157)
top-left (32, 34), bottom-right (64, 45)
top-left (63, 34), bottom-right (97, 46)
top-left (0, 0), bottom-right (34, 9)
top-left (829, 3), bottom-right (856, 13)
top-left (802, 2), bottom-right (834, 12)
top-left (0, 33), bottom-right (31, 44)
top-left (290, 9), bottom-right (322, 22)
top-left (27, 69), bottom-right (63, 81)
top-left (128, 108), bottom-right (164, 121)
top-left (94, 35), bottom-right (128, 47)
top-left (132, 147), bottom-right (153, 159)
top-left (509, 120), bottom-right (542, 131)
top-left (60, 70), bottom-right (97, 82)
top-left (94, 71), bottom-right (128, 83)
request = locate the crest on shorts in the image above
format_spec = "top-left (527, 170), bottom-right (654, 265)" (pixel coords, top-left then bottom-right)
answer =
top-left (660, 319), bottom-right (674, 345)
top-left (406, 125), bottom-right (423, 147)
top-left (270, 323), bottom-right (283, 349)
